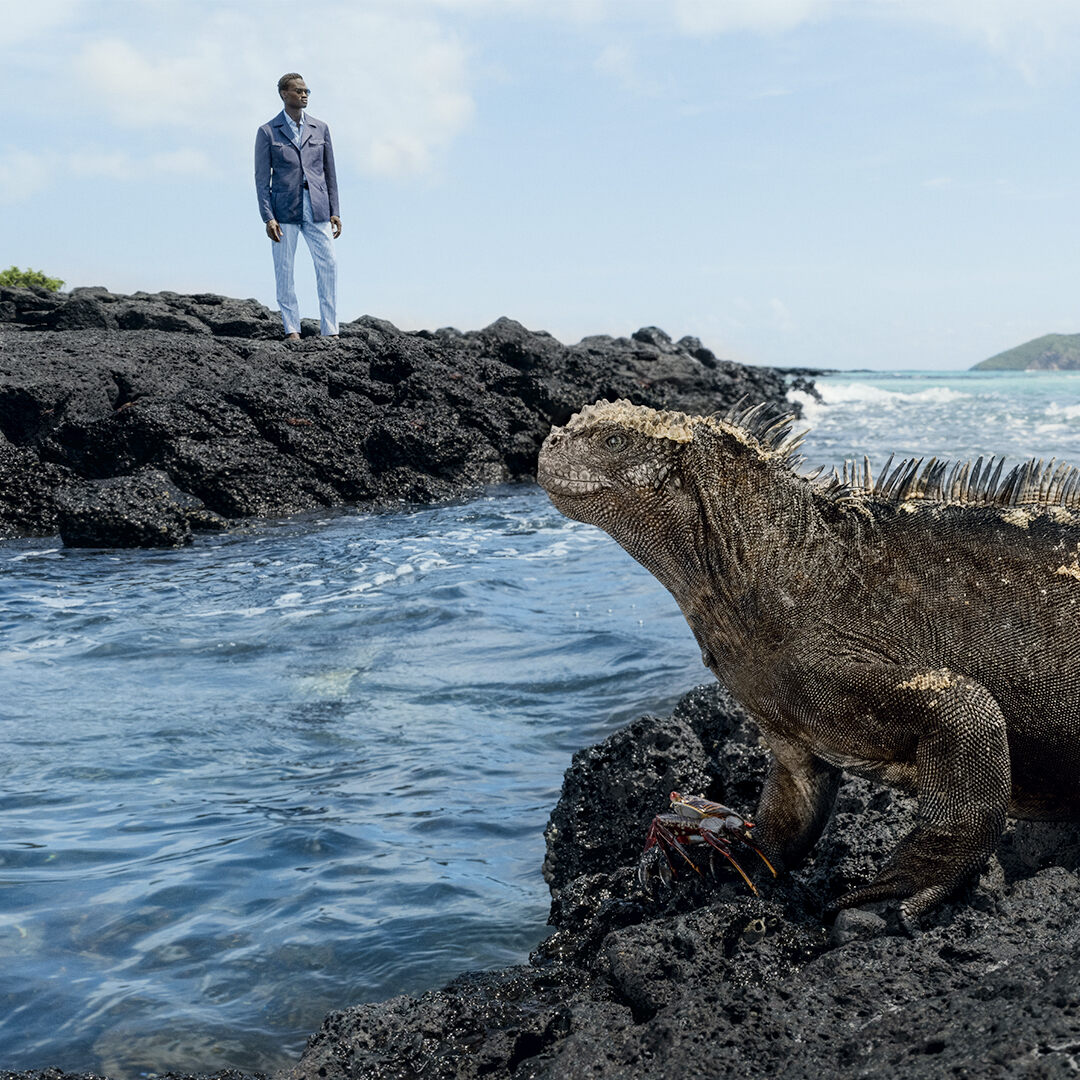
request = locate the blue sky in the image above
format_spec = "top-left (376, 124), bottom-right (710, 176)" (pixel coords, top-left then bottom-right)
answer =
top-left (6, 0), bottom-right (1080, 369)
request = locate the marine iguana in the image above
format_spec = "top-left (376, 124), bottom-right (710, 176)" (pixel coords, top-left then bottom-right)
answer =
top-left (537, 398), bottom-right (1080, 925)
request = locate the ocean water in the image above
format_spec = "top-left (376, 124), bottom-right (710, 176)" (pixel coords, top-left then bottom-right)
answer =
top-left (3, 370), bottom-right (1080, 1077)
top-left (791, 368), bottom-right (1080, 466)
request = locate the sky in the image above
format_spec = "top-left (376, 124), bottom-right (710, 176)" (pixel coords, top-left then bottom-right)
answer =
top-left (5, 0), bottom-right (1080, 370)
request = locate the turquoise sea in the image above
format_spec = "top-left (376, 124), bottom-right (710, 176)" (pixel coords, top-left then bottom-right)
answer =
top-left (792, 368), bottom-right (1080, 467)
top-left (2, 369), bottom-right (1079, 1076)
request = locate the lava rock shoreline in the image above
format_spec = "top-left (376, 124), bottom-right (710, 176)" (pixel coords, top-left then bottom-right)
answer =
top-left (0, 285), bottom-right (815, 548)
top-left (275, 683), bottom-right (1080, 1080)
top-left (9, 683), bottom-right (1080, 1080)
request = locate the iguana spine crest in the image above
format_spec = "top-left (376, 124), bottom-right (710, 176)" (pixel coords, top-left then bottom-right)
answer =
top-left (562, 398), bottom-right (1080, 513)
top-left (826, 453), bottom-right (1080, 510)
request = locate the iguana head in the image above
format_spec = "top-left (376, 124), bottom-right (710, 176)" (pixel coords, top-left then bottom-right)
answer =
top-left (539, 398), bottom-right (688, 515)
top-left (537, 398), bottom-right (805, 591)
top-left (537, 400), bottom-right (721, 588)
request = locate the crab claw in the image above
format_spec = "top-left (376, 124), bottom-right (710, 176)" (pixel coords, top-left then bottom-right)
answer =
top-left (637, 844), bottom-right (672, 890)
top-left (639, 814), bottom-right (701, 890)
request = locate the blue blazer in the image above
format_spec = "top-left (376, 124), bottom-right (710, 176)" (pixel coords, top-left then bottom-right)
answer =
top-left (255, 111), bottom-right (340, 224)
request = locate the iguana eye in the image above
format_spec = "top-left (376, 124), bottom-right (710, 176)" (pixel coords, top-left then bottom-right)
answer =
top-left (605, 433), bottom-right (626, 451)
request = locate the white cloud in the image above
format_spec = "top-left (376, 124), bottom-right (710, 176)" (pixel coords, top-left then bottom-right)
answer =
top-left (594, 43), bottom-right (663, 95)
top-left (0, 148), bottom-right (214, 203)
top-left (415, 0), bottom-right (1080, 75)
top-left (11, 0), bottom-right (1080, 201)
top-left (148, 149), bottom-right (215, 175)
top-left (77, 37), bottom-right (231, 130)
top-left (406, 0), bottom-right (609, 20)
top-left (664, 0), bottom-right (1080, 73)
top-left (67, 149), bottom-right (214, 180)
top-left (333, 11), bottom-right (474, 176)
top-left (66, 151), bottom-right (134, 180)
top-left (70, 4), bottom-right (475, 179)
top-left (0, 0), bottom-right (79, 47)
top-left (770, 297), bottom-right (794, 332)
top-left (0, 152), bottom-right (54, 204)
top-left (368, 134), bottom-right (432, 176)
top-left (888, 0), bottom-right (1080, 76)
top-left (595, 42), bottom-right (634, 81)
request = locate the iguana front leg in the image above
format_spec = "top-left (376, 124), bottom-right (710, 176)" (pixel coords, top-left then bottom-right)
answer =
top-left (802, 664), bottom-right (1011, 927)
top-left (753, 748), bottom-right (842, 874)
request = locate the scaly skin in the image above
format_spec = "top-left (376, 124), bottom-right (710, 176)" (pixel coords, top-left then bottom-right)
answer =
top-left (537, 399), bottom-right (1080, 925)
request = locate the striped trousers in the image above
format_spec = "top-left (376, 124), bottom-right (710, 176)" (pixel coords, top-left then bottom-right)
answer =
top-left (272, 187), bottom-right (338, 336)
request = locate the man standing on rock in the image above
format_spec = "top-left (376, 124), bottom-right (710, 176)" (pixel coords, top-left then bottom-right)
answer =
top-left (255, 73), bottom-right (342, 340)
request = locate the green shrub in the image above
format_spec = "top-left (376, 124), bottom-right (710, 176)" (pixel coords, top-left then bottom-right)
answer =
top-left (0, 266), bottom-right (65, 292)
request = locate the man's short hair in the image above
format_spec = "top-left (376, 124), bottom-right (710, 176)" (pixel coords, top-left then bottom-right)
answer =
top-left (278, 72), bottom-right (305, 95)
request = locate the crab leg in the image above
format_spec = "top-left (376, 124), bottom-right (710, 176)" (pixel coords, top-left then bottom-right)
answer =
top-left (641, 793), bottom-right (778, 894)
top-left (699, 830), bottom-right (759, 894)
top-left (750, 845), bottom-right (778, 879)
top-left (648, 819), bottom-right (703, 875)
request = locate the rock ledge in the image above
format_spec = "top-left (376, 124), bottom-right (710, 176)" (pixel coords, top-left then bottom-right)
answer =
top-left (7, 684), bottom-right (1080, 1078)
top-left (0, 287), bottom-right (816, 547)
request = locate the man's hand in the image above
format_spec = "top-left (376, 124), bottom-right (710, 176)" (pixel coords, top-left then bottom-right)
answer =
top-left (266, 219), bottom-right (283, 242)
top-left (331, 216), bottom-right (342, 239)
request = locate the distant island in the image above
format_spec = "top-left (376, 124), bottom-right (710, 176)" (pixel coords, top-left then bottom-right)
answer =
top-left (973, 332), bottom-right (1080, 371)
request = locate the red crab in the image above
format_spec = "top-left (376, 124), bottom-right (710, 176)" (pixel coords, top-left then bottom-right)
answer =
top-left (639, 791), bottom-right (777, 893)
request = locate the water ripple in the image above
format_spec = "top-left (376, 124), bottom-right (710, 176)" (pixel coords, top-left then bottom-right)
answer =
top-left (0, 485), bottom-right (699, 1077)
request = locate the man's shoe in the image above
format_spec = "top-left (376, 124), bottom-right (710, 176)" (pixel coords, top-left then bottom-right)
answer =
top-left (285, 332), bottom-right (301, 341)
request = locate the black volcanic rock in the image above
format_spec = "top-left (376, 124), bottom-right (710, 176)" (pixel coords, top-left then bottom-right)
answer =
top-left (46, 294), bottom-right (115, 331)
top-left (281, 683), bottom-right (1080, 1080)
top-left (0, 287), bottom-right (813, 548)
top-left (55, 467), bottom-right (227, 547)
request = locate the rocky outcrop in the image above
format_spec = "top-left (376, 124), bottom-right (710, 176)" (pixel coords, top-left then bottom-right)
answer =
top-left (0, 287), bottom-right (815, 548)
top-left (0, 285), bottom-right (281, 337)
top-left (54, 468), bottom-right (228, 548)
top-left (281, 683), bottom-right (1080, 1080)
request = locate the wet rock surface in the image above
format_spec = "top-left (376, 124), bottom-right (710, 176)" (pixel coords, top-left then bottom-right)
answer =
top-left (279, 683), bottom-right (1080, 1080)
top-left (0, 287), bottom-right (814, 547)
top-left (55, 468), bottom-right (227, 548)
